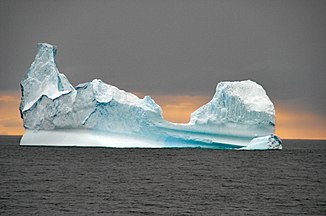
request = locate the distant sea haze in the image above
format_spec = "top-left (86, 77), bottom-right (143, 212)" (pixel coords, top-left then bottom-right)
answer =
top-left (0, 137), bottom-right (325, 215)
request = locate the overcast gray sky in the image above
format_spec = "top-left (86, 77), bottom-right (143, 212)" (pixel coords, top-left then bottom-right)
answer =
top-left (0, 0), bottom-right (325, 116)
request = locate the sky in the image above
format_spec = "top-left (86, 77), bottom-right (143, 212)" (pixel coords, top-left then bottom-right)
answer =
top-left (0, 0), bottom-right (325, 139)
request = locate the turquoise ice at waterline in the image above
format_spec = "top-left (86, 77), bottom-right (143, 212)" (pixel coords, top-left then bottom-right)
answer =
top-left (19, 43), bottom-right (282, 150)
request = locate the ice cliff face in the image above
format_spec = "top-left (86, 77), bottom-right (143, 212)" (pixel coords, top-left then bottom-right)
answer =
top-left (75, 79), bottom-right (163, 135)
top-left (187, 80), bottom-right (275, 137)
top-left (191, 80), bottom-right (275, 126)
top-left (20, 43), bottom-right (74, 113)
top-left (19, 43), bottom-right (282, 150)
top-left (20, 44), bottom-right (163, 135)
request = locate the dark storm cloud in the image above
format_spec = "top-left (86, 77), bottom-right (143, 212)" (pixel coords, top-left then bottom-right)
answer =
top-left (0, 0), bottom-right (325, 115)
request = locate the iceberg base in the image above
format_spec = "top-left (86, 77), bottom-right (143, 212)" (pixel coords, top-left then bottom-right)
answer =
top-left (20, 129), bottom-right (281, 150)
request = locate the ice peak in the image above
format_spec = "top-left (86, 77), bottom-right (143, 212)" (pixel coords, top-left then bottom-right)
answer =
top-left (35, 43), bottom-right (57, 64)
top-left (20, 43), bottom-right (74, 113)
top-left (37, 42), bottom-right (57, 50)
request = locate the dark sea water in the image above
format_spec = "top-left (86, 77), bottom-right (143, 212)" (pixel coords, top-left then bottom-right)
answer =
top-left (0, 136), bottom-right (325, 215)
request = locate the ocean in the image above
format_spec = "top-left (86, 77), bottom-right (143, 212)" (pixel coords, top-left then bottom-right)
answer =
top-left (0, 136), bottom-right (325, 215)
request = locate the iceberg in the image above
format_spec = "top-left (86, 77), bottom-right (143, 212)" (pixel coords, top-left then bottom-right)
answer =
top-left (19, 43), bottom-right (282, 150)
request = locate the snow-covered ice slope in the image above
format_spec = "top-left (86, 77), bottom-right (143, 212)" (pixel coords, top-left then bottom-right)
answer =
top-left (187, 80), bottom-right (276, 137)
top-left (19, 43), bottom-right (282, 150)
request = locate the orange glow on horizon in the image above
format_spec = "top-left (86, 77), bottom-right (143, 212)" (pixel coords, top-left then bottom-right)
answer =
top-left (0, 91), bottom-right (325, 140)
top-left (275, 106), bottom-right (326, 140)
top-left (0, 91), bottom-right (25, 135)
top-left (151, 95), bottom-right (210, 123)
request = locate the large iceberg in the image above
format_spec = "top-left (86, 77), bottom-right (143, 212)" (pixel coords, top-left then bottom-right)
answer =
top-left (19, 43), bottom-right (282, 150)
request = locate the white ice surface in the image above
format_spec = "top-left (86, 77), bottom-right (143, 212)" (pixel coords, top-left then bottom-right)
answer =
top-left (20, 43), bottom-right (74, 112)
top-left (240, 135), bottom-right (282, 150)
top-left (21, 129), bottom-right (163, 148)
top-left (190, 80), bottom-right (275, 126)
top-left (19, 43), bottom-right (282, 150)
